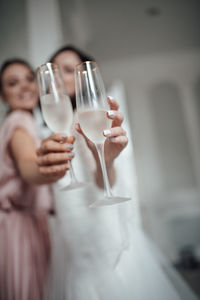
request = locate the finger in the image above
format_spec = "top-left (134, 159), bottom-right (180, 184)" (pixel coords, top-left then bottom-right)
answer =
top-left (106, 135), bottom-right (128, 147)
top-left (75, 123), bottom-right (90, 142)
top-left (47, 133), bottom-right (69, 142)
top-left (103, 127), bottom-right (126, 138)
top-left (37, 138), bottom-right (75, 155)
top-left (37, 141), bottom-right (73, 155)
top-left (39, 163), bottom-right (70, 176)
top-left (36, 152), bottom-right (74, 166)
top-left (67, 136), bottom-right (75, 144)
top-left (107, 96), bottom-right (119, 111)
top-left (75, 123), bottom-right (83, 135)
top-left (107, 110), bottom-right (124, 127)
top-left (41, 133), bottom-right (74, 145)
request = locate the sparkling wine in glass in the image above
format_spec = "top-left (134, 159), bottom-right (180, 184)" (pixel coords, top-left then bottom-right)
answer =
top-left (37, 62), bottom-right (85, 190)
top-left (75, 61), bottom-right (131, 207)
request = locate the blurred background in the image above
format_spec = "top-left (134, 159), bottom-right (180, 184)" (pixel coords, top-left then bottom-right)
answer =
top-left (1, 0), bottom-right (200, 296)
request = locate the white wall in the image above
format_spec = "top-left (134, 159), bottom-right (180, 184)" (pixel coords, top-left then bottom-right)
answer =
top-left (0, 0), bottom-right (29, 65)
top-left (26, 0), bottom-right (63, 67)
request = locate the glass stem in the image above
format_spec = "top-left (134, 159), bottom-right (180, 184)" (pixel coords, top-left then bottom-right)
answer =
top-left (95, 143), bottom-right (113, 198)
top-left (68, 161), bottom-right (77, 183)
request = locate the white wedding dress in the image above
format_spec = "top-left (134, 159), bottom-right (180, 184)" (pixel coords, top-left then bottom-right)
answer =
top-left (44, 83), bottom-right (198, 300)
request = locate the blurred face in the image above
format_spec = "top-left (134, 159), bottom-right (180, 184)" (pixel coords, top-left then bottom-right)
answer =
top-left (1, 63), bottom-right (38, 111)
top-left (53, 51), bottom-right (81, 98)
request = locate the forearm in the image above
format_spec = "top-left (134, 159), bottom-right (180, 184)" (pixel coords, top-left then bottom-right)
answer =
top-left (18, 158), bottom-right (62, 185)
top-left (10, 129), bottom-right (67, 185)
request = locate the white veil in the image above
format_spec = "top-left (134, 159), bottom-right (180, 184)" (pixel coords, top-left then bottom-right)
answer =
top-left (107, 80), bottom-right (198, 300)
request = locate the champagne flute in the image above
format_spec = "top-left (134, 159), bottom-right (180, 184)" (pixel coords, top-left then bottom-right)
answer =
top-left (74, 61), bottom-right (131, 207)
top-left (37, 62), bottom-right (85, 190)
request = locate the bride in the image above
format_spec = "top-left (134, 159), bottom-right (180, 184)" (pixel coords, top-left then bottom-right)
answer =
top-left (40, 45), bottom-right (198, 300)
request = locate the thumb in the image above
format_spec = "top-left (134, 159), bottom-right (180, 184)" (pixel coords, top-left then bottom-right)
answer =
top-left (75, 123), bottom-right (91, 144)
top-left (67, 136), bottom-right (75, 144)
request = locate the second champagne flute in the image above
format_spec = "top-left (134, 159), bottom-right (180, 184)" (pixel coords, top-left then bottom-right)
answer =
top-left (75, 61), bottom-right (131, 207)
top-left (37, 62), bottom-right (85, 190)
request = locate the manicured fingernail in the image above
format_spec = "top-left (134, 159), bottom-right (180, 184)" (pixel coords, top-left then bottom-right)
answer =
top-left (61, 134), bottom-right (67, 138)
top-left (66, 144), bottom-right (73, 150)
top-left (108, 95), bottom-right (114, 101)
top-left (68, 152), bottom-right (74, 157)
top-left (104, 129), bottom-right (111, 136)
top-left (108, 110), bottom-right (115, 117)
top-left (108, 137), bottom-right (115, 142)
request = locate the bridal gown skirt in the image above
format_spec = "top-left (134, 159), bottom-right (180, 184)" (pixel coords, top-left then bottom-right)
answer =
top-left (46, 188), bottom-right (198, 300)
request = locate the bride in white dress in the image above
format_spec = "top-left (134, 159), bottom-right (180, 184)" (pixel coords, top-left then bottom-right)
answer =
top-left (43, 46), bottom-right (198, 300)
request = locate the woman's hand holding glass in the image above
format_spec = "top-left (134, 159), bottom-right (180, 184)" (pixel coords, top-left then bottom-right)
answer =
top-left (76, 96), bottom-right (128, 167)
top-left (36, 133), bottom-right (75, 181)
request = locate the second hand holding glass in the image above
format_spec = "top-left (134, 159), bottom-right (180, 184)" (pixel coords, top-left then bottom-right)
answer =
top-left (37, 62), bottom-right (85, 191)
top-left (75, 61), bottom-right (131, 207)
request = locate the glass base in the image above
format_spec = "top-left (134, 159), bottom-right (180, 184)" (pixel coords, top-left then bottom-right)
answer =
top-left (60, 181), bottom-right (86, 191)
top-left (90, 196), bottom-right (131, 208)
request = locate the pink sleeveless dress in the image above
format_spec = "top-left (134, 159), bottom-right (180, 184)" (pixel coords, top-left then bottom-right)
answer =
top-left (0, 110), bottom-right (54, 300)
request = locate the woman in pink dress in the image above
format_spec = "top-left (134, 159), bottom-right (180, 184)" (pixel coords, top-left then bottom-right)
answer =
top-left (0, 59), bottom-right (75, 300)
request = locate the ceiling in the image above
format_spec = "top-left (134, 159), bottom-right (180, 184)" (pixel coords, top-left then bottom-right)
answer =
top-left (59, 0), bottom-right (200, 62)
top-left (0, 0), bottom-right (200, 65)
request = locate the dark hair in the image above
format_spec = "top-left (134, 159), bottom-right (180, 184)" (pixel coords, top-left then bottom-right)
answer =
top-left (49, 45), bottom-right (94, 63)
top-left (0, 58), bottom-right (34, 92)
top-left (49, 45), bottom-right (94, 110)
